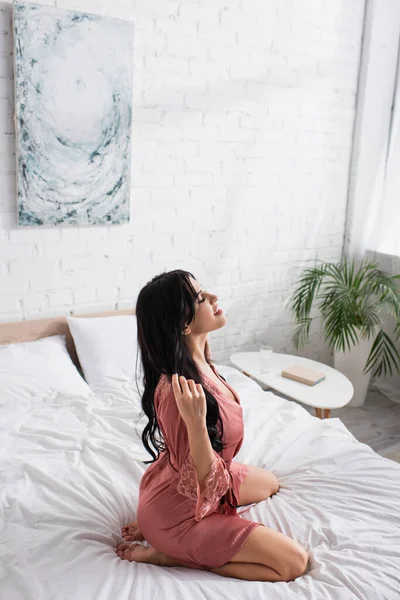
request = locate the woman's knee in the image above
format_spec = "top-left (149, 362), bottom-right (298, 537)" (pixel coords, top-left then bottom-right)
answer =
top-left (238, 466), bottom-right (280, 505)
top-left (231, 524), bottom-right (309, 582)
top-left (268, 472), bottom-right (280, 496)
top-left (281, 545), bottom-right (309, 581)
top-left (258, 469), bottom-right (280, 500)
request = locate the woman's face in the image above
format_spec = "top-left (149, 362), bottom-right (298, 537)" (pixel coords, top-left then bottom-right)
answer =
top-left (184, 277), bottom-right (227, 335)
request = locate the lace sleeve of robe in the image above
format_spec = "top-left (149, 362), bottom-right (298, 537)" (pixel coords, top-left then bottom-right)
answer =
top-left (155, 375), bottom-right (231, 522)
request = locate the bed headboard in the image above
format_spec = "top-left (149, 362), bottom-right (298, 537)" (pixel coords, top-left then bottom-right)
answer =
top-left (0, 308), bottom-right (136, 369)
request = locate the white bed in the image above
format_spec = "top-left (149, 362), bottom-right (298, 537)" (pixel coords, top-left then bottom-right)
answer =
top-left (1, 352), bottom-right (400, 600)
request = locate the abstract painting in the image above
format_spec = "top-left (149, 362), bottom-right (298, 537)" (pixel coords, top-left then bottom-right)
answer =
top-left (13, 2), bottom-right (134, 226)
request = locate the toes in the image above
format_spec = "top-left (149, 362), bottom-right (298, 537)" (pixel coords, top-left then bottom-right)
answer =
top-left (124, 544), bottom-right (141, 561)
top-left (116, 543), bottom-right (140, 561)
top-left (116, 542), bottom-right (131, 552)
top-left (121, 527), bottom-right (144, 542)
top-left (121, 523), bottom-right (137, 536)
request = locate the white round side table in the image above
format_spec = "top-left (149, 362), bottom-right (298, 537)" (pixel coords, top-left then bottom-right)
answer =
top-left (229, 351), bottom-right (354, 418)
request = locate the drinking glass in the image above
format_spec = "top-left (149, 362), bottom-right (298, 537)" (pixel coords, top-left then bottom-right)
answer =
top-left (260, 344), bottom-right (274, 372)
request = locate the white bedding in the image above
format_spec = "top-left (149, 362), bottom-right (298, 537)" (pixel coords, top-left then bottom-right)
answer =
top-left (1, 364), bottom-right (400, 600)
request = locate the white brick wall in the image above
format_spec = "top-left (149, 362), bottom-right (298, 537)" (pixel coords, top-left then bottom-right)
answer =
top-left (0, 0), bottom-right (365, 365)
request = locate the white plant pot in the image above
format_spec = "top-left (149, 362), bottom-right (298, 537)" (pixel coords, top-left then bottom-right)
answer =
top-left (333, 331), bottom-right (376, 407)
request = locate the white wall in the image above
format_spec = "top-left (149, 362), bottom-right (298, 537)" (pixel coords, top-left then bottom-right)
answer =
top-left (0, 0), bottom-right (365, 365)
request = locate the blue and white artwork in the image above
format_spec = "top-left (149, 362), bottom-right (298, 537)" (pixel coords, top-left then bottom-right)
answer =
top-left (13, 2), bottom-right (133, 226)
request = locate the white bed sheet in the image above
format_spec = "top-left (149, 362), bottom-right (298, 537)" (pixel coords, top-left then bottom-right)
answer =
top-left (1, 364), bottom-right (400, 600)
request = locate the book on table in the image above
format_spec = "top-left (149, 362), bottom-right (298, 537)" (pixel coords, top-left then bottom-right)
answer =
top-left (281, 365), bottom-right (326, 386)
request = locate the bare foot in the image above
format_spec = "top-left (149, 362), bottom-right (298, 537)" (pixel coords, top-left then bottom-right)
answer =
top-left (121, 520), bottom-right (145, 542)
top-left (116, 542), bottom-right (158, 563)
top-left (115, 542), bottom-right (182, 568)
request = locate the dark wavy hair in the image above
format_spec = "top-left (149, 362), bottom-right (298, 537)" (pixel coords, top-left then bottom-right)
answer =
top-left (135, 269), bottom-right (227, 468)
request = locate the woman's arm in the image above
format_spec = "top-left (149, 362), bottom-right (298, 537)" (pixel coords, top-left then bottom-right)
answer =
top-left (186, 421), bottom-right (216, 494)
top-left (155, 375), bottom-right (230, 521)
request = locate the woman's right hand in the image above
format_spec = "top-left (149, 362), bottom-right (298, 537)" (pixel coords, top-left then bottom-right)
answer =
top-left (171, 374), bottom-right (207, 427)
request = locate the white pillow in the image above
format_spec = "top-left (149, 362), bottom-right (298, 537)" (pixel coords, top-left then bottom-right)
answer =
top-left (0, 335), bottom-right (92, 402)
top-left (67, 315), bottom-right (140, 395)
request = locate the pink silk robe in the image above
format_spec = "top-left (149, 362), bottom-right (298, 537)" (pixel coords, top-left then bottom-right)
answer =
top-left (137, 363), bottom-right (264, 570)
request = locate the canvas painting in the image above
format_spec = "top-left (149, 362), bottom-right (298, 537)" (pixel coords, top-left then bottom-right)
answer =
top-left (13, 2), bottom-right (134, 226)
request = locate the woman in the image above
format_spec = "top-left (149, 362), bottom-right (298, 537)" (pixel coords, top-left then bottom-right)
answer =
top-left (116, 269), bottom-right (309, 581)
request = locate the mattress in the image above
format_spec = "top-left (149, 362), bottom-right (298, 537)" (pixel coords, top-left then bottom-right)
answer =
top-left (1, 364), bottom-right (400, 600)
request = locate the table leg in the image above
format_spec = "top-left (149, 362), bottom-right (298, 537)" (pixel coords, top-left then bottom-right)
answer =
top-left (315, 408), bottom-right (331, 419)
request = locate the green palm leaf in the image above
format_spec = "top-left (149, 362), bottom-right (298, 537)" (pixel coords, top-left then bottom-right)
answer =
top-left (292, 317), bottom-right (312, 350)
top-left (286, 256), bottom-right (400, 379)
top-left (364, 330), bottom-right (400, 378)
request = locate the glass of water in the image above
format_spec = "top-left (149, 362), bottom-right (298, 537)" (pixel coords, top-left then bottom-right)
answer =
top-left (260, 344), bottom-right (274, 372)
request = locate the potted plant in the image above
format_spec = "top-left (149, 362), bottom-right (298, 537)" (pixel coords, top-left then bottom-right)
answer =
top-left (285, 255), bottom-right (400, 407)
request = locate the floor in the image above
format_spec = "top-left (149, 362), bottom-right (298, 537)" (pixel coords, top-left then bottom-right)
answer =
top-left (269, 385), bottom-right (400, 459)
top-left (330, 387), bottom-right (400, 458)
